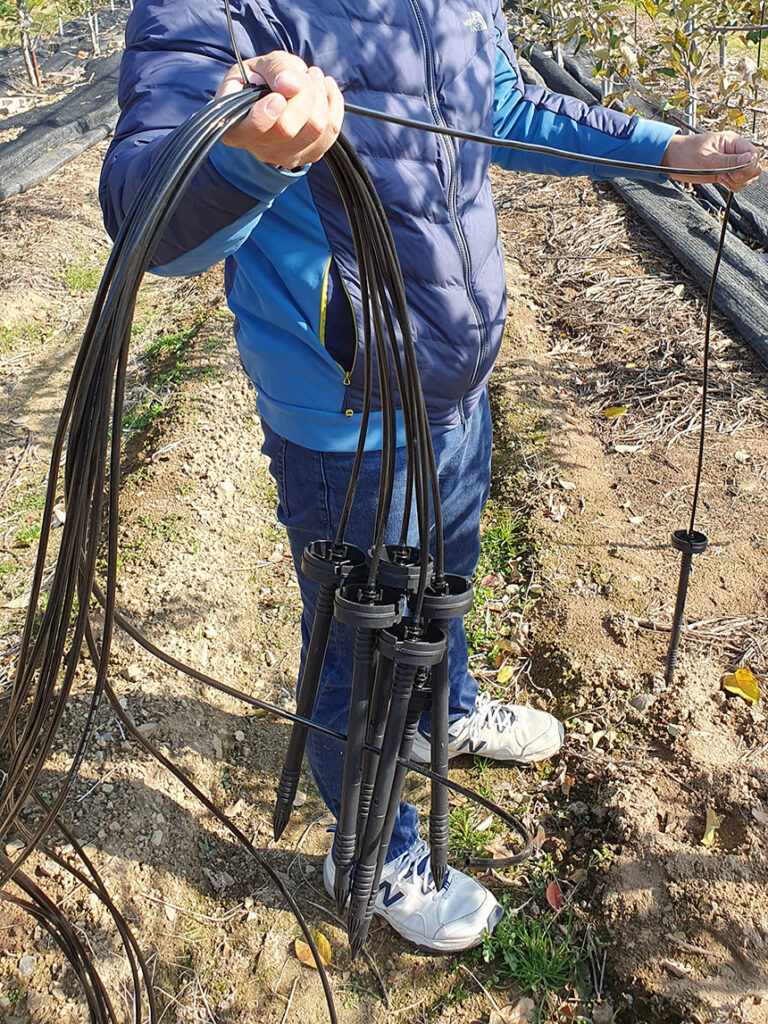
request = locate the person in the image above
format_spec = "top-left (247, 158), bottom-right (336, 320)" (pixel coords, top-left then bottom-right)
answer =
top-left (100, 0), bottom-right (761, 953)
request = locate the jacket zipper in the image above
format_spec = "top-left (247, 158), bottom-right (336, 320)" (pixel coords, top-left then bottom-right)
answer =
top-left (407, 0), bottom-right (487, 422)
top-left (319, 255), bottom-right (359, 416)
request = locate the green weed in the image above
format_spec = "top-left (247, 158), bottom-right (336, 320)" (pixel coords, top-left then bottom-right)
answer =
top-left (14, 521), bottom-right (41, 548)
top-left (0, 325), bottom-right (17, 351)
top-left (526, 852), bottom-right (559, 899)
top-left (448, 803), bottom-right (500, 859)
top-left (65, 263), bottom-right (103, 292)
top-left (482, 897), bottom-right (583, 1004)
top-left (122, 400), bottom-right (163, 436)
top-left (8, 489), bottom-right (46, 515)
top-left (140, 514), bottom-right (183, 544)
top-left (122, 320), bottom-right (206, 436)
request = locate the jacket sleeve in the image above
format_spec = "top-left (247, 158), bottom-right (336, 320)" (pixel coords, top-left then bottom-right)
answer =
top-left (490, 6), bottom-right (678, 181)
top-left (99, 0), bottom-right (306, 276)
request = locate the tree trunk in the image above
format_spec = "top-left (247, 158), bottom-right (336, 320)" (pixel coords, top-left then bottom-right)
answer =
top-left (16, 0), bottom-right (41, 89)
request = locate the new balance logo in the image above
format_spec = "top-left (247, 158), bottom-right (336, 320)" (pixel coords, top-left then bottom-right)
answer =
top-left (463, 10), bottom-right (488, 31)
top-left (378, 880), bottom-right (405, 908)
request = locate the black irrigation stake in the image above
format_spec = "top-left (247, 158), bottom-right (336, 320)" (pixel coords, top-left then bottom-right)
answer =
top-left (355, 545), bottom-right (432, 846)
top-left (272, 540), bottom-right (367, 840)
top-left (347, 620), bottom-right (446, 958)
top-left (421, 574), bottom-right (475, 890)
top-left (331, 583), bottom-right (403, 910)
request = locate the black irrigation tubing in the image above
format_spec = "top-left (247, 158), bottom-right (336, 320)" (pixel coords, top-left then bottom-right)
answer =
top-left (1, 87), bottom-right (342, 1024)
top-left (342, 102), bottom-right (756, 178)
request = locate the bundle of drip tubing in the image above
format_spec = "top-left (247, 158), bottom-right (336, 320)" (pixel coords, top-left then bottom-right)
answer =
top-left (0, 4), bottom-right (746, 1016)
top-left (0, 83), bottom-right (535, 1024)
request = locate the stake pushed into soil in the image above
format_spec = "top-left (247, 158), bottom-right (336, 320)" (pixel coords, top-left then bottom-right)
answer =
top-left (665, 529), bottom-right (709, 683)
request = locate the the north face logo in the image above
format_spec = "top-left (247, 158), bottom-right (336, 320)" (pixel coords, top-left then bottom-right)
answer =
top-left (463, 10), bottom-right (488, 30)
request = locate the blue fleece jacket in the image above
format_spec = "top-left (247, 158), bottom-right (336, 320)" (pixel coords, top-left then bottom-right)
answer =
top-left (100, 0), bottom-right (677, 451)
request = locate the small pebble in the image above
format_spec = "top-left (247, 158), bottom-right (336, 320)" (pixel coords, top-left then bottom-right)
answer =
top-left (630, 693), bottom-right (653, 712)
top-left (234, 730), bottom-right (245, 743)
top-left (121, 664), bottom-right (141, 683)
top-left (151, 830), bottom-right (163, 847)
top-left (18, 955), bottom-right (36, 978)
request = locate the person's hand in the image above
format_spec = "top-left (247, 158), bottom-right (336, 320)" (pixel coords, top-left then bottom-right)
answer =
top-left (662, 131), bottom-right (762, 192)
top-left (216, 51), bottom-right (344, 168)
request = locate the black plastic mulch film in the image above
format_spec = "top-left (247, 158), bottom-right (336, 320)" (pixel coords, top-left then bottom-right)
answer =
top-left (0, 1), bottom-right (751, 1020)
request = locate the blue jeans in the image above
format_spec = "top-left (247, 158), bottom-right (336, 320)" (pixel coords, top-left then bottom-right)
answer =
top-left (261, 393), bottom-right (492, 861)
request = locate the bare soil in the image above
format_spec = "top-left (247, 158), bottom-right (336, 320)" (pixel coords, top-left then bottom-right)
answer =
top-left (1, 145), bottom-right (767, 1024)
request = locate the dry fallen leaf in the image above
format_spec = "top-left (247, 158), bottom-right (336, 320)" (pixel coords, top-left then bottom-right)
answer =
top-left (701, 807), bottom-right (721, 848)
top-left (497, 665), bottom-right (514, 685)
top-left (485, 836), bottom-right (516, 860)
top-left (546, 880), bottom-right (564, 910)
top-left (480, 573), bottom-right (505, 588)
top-left (489, 997), bottom-right (536, 1024)
top-left (722, 667), bottom-right (760, 704)
top-left (294, 929), bottom-right (332, 969)
top-left (603, 406), bottom-right (628, 419)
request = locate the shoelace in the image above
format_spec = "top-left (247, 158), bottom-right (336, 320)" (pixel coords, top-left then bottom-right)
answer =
top-left (387, 839), bottom-right (441, 896)
top-left (457, 692), bottom-right (516, 742)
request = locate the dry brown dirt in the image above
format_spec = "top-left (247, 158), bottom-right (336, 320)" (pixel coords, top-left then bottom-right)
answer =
top-left (0, 144), bottom-right (767, 1024)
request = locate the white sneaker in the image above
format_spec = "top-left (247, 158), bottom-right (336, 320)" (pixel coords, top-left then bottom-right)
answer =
top-left (323, 838), bottom-right (502, 953)
top-left (410, 691), bottom-right (564, 764)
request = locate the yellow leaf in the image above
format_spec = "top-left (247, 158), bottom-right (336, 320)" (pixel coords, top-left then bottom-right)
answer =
top-left (722, 668), bottom-right (760, 704)
top-left (701, 807), bottom-right (721, 848)
top-left (294, 929), bottom-right (332, 968)
top-left (603, 406), bottom-right (628, 419)
top-left (497, 665), bottom-right (514, 685)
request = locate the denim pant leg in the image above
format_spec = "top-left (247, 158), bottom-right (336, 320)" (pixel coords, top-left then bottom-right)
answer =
top-left (260, 392), bottom-right (492, 861)
top-left (427, 390), bottom-right (493, 729)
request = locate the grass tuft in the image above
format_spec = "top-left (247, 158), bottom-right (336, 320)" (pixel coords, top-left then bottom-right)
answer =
top-left (481, 897), bottom-right (583, 1001)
